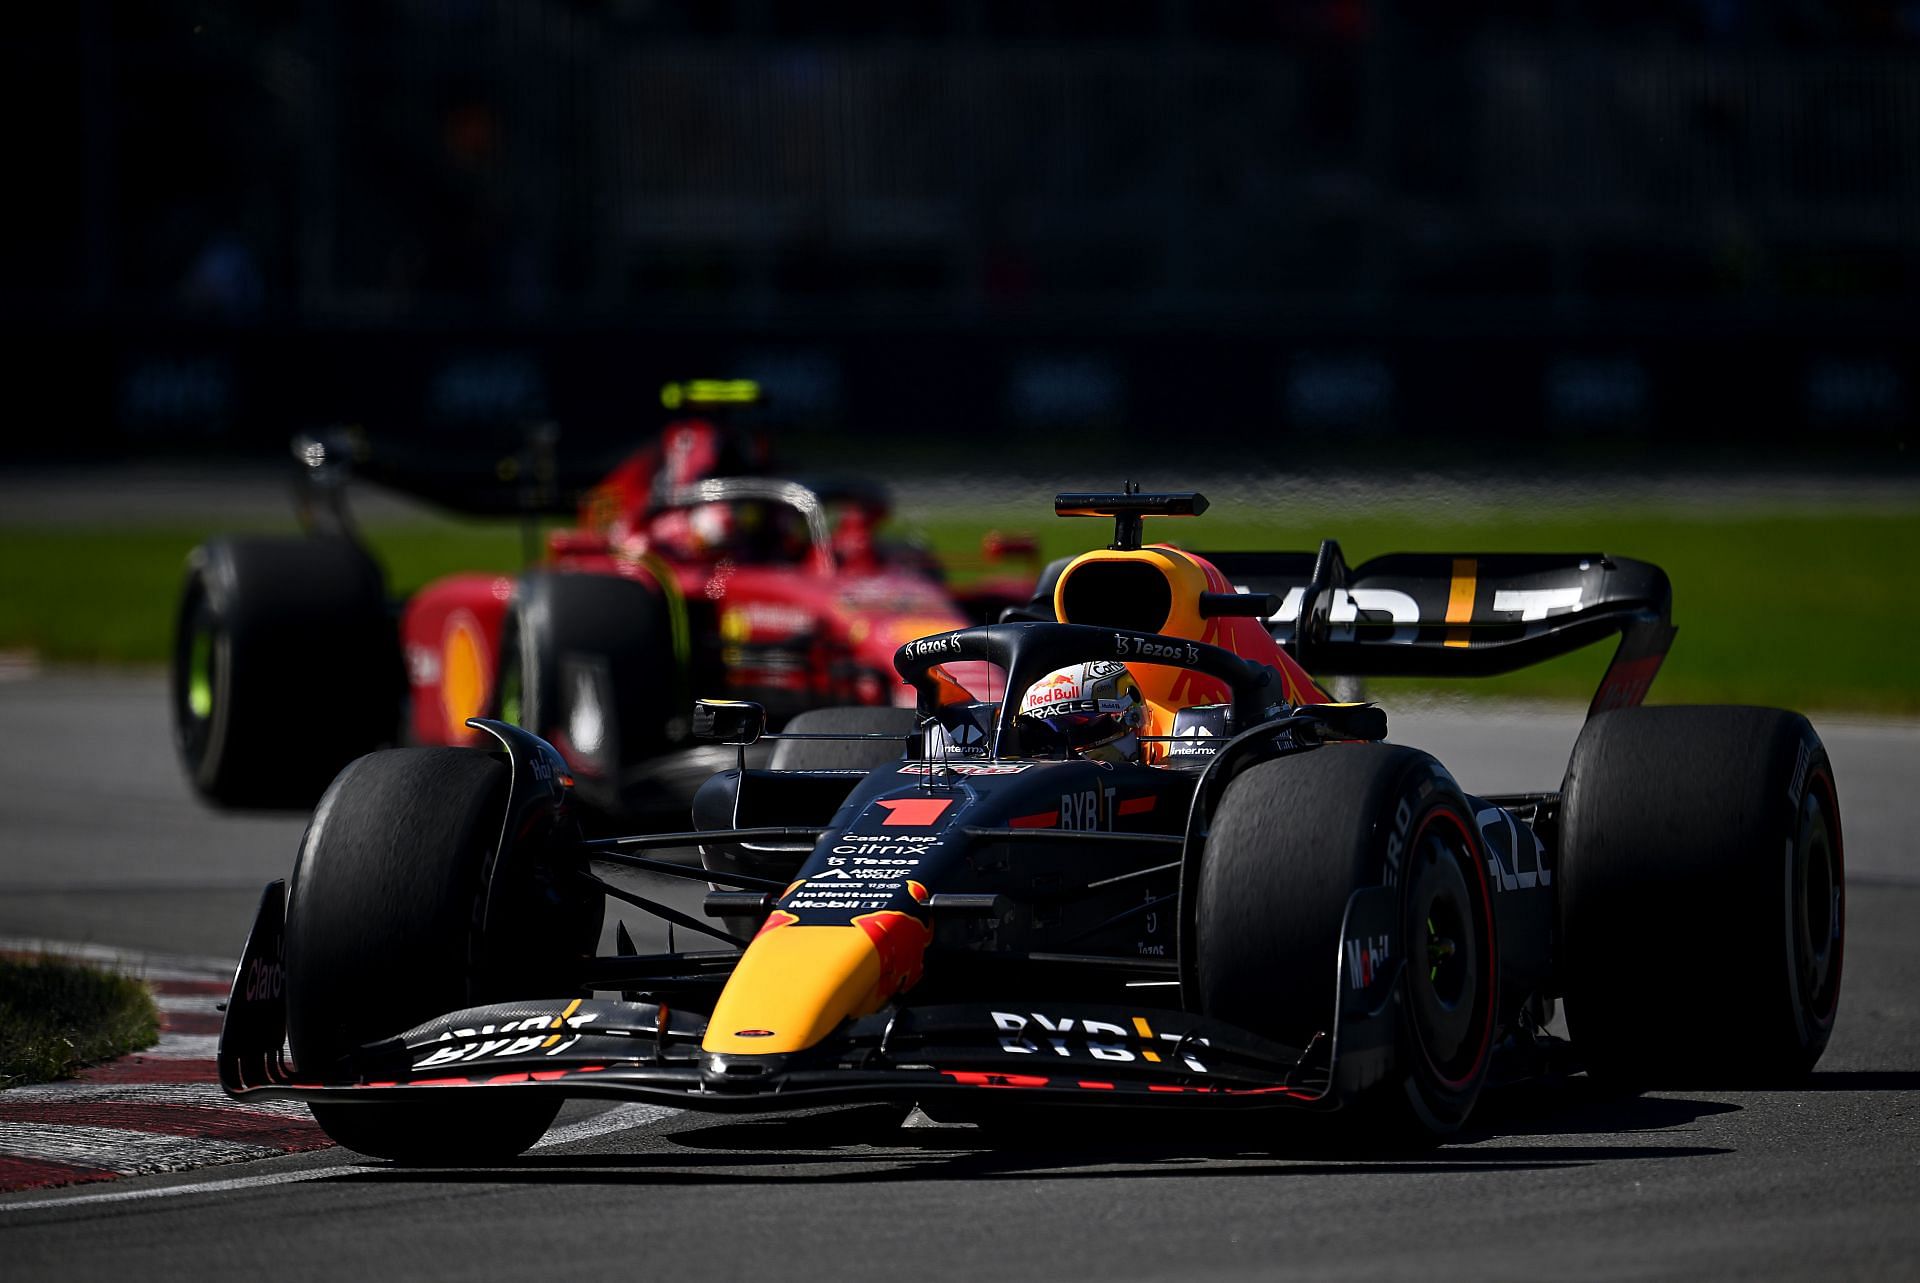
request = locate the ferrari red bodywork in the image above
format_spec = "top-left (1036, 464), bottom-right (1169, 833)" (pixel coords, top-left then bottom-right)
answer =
top-left (400, 417), bottom-right (1026, 753)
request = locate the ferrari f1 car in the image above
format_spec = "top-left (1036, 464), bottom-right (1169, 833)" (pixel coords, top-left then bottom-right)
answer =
top-left (170, 382), bottom-right (1034, 817)
top-left (219, 490), bottom-right (1844, 1159)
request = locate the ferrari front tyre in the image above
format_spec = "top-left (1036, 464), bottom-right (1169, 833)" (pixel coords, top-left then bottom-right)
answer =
top-left (1558, 705), bottom-right (1843, 1086)
top-left (1195, 746), bottom-right (1497, 1142)
top-left (496, 571), bottom-right (681, 817)
top-left (285, 747), bottom-right (597, 1163)
top-left (170, 536), bottom-right (400, 808)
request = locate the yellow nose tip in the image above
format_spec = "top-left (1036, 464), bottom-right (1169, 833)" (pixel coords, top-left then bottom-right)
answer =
top-left (701, 913), bottom-right (932, 1056)
top-left (702, 925), bottom-right (883, 1056)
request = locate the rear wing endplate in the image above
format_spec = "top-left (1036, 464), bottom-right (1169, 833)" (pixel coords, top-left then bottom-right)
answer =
top-left (1202, 543), bottom-right (1676, 718)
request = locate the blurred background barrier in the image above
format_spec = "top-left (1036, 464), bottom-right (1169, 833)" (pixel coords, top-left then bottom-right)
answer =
top-left (4, 1), bottom-right (1915, 462)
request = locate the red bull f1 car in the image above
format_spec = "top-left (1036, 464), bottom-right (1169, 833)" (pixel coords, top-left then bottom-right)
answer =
top-left (219, 489), bottom-right (1845, 1159)
top-left (170, 382), bottom-right (1034, 818)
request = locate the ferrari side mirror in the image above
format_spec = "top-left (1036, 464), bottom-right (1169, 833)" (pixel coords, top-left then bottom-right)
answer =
top-left (982, 531), bottom-right (1039, 562)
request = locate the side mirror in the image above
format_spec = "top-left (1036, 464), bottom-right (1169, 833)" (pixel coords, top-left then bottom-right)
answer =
top-left (1298, 702), bottom-right (1388, 742)
top-left (981, 530), bottom-right (1039, 562)
top-left (1199, 590), bottom-right (1280, 619)
top-left (692, 699), bottom-right (767, 745)
top-left (547, 529), bottom-right (612, 558)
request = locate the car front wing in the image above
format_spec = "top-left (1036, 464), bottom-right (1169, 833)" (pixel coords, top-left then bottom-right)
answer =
top-left (220, 880), bottom-right (1404, 1114)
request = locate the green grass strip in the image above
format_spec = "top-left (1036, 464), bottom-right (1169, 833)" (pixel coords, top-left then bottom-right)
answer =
top-left (2, 503), bottom-right (1914, 713)
top-left (0, 956), bottom-right (161, 1089)
top-left (0, 520), bottom-right (530, 666)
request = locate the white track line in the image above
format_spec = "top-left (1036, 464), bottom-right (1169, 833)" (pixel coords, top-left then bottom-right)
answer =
top-left (132, 1033), bottom-right (220, 1060)
top-left (0, 1123), bottom-right (283, 1173)
top-left (0, 1101), bottom-right (682, 1214)
top-left (1, 1082), bottom-right (314, 1121)
top-left (0, 1162), bottom-right (378, 1212)
top-left (152, 992), bottom-right (222, 1014)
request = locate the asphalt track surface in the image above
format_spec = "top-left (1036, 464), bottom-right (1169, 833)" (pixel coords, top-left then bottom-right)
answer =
top-left (2, 673), bottom-right (1917, 1281)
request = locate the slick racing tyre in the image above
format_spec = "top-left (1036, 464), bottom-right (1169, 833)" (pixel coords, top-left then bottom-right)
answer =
top-left (1194, 746), bottom-right (1498, 1143)
top-left (285, 747), bottom-right (601, 1163)
top-left (171, 536), bottom-right (400, 808)
top-left (496, 571), bottom-right (682, 818)
top-left (1559, 705), bottom-right (1843, 1086)
top-left (703, 706), bottom-right (921, 938)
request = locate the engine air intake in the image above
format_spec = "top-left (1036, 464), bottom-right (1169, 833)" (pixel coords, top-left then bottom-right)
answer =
top-left (1058, 560), bottom-right (1174, 634)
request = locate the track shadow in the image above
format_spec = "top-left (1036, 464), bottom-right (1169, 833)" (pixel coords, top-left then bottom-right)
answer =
top-left (320, 1141), bottom-right (1732, 1191)
top-left (670, 1079), bottom-right (1743, 1154)
top-left (1463, 1076), bottom-right (1743, 1138)
top-left (314, 1091), bottom-right (1735, 1190)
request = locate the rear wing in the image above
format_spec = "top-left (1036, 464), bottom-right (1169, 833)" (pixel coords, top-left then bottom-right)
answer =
top-left (289, 425), bottom-right (593, 524)
top-left (1201, 543), bottom-right (1675, 718)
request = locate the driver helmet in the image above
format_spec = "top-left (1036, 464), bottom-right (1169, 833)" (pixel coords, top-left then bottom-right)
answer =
top-left (645, 502), bottom-right (735, 559)
top-left (686, 501), bottom-right (738, 554)
top-left (1016, 661), bottom-right (1146, 764)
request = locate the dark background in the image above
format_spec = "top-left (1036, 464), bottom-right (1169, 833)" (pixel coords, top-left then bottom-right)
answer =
top-left (6, 1), bottom-right (1916, 471)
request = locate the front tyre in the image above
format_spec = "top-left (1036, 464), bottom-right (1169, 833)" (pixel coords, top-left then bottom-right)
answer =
top-left (285, 747), bottom-right (596, 1162)
top-left (1559, 705), bottom-right (1844, 1086)
top-left (171, 536), bottom-right (400, 808)
top-left (496, 571), bottom-right (682, 819)
top-left (1194, 747), bottom-right (1498, 1141)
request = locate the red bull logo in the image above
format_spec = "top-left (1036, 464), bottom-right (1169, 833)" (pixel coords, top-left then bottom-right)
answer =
top-left (756, 910), bottom-right (799, 938)
top-left (854, 910), bottom-right (934, 999)
top-left (1022, 670), bottom-right (1085, 712)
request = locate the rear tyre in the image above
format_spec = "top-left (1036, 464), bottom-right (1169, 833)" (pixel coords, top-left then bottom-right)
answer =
top-left (285, 747), bottom-right (598, 1163)
top-left (1195, 747), bottom-right (1498, 1142)
top-left (704, 706), bottom-right (921, 936)
top-left (171, 536), bottom-right (400, 808)
top-left (1559, 706), bottom-right (1843, 1086)
top-left (496, 572), bottom-right (683, 817)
